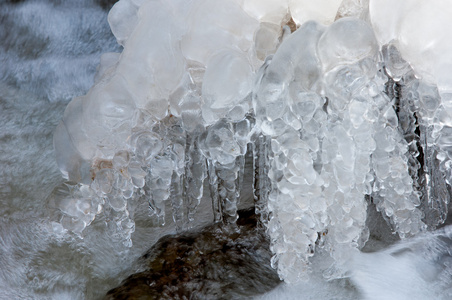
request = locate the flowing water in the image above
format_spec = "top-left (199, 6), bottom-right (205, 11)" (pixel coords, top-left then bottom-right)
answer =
top-left (0, 1), bottom-right (162, 298)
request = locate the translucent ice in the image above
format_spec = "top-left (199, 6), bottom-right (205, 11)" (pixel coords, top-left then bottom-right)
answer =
top-left (108, 0), bottom-right (139, 46)
top-left (52, 0), bottom-right (452, 288)
top-left (369, 0), bottom-right (452, 92)
top-left (202, 49), bottom-right (253, 123)
top-left (289, 0), bottom-right (343, 26)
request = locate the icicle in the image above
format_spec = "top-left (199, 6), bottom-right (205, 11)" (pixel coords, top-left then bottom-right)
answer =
top-left (235, 154), bottom-right (245, 203)
top-left (253, 134), bottom-right (270, 228)
top-left (103, 203), bottom-right (135, 247)
top-left (216, 159), bottom-right (240, 228)
top-left (184, 136), bottom-right (206, 226)
top-left (206, 156), bottom-right (241, 228)
top-left (388, 51), bottom-right (451, 229)
top-left (147, 154), bottom-right (174, 226)
top-left (170, 172), bottom-right (184, 231)
top-left (207, 159), bottom-right (222, 223)
top-left (383, 44), bottom-right (421, 196)
top-left (421, 125), bottom-right (450, 228)
top-left (147, 192), bottom-right (166, 226)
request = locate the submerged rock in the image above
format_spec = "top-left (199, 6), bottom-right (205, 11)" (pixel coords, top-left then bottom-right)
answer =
top-left (104, 209), bottom-right (281, 299)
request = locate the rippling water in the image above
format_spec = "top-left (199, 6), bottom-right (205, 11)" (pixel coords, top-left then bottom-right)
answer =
top-left (0, 1), bottom-right (140, 298)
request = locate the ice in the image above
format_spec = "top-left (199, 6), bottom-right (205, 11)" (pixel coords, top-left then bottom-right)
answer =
top-left (117, 2), bottom-right (185, 112)
top-left (253, 135), bottom-right (271, 228)
top-left (132, 132), bottom-right (162, 164)
top-left (418, 81), bottom-right (441, 113)
top-left (382, 43), bottom-right (410, 82)
top-left (202, 49), bottom-right (253, 123)
top-left (335, 0), bottom-right (369, 20)
top-left (348, 98), bottom-right (368, 128)
top-left (289, 0), bottom-right (343, 26)
top-left (254, 22), bottom-right (282, 60)
top-left (370, 0), bottom-right (452, 92)
top-left (41, 0), bottom-right (452, 295)
top-left (181, 0), bottom-right (258, 65)
top-left (184, 137), bottom-right (206, 223)
top-left (108, 0), bottom-right (139, 46)
top-left (83, 75), bottom-right (136, 138)
top-left (240, 0), bottom-right (289, 25)
top-left (202, 120), bottom-right (241, 165)
top-left (47, 181), bottom-right (100, 234)
top-left (318, 17), bottom-right (378, 72)
top-left (53, 120), bottom-right (92, 184)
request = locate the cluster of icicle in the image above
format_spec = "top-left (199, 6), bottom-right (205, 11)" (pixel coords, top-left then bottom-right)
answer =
top-left (52, 0), bottom-right (452, 283)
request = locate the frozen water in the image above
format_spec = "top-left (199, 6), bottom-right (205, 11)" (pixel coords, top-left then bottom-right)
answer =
top-left (289, 0), bottom-right (343, 26)
top-left (4, 0), bottom-right (452, 299)
top-left (318, 17), bottom-right (378, 72)
top-left (52, 0), bottom-right (452, 286)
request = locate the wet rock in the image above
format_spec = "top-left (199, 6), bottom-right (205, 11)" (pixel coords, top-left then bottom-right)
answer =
top-left (104, 209), bottom-right (281, 299)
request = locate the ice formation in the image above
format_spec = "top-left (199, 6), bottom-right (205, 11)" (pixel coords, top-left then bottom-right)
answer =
top-left (53, 0), bottom-right (452, 283)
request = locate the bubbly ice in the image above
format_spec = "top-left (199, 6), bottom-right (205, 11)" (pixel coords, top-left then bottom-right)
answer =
top-left (51, 0), bottom-right (452, 288)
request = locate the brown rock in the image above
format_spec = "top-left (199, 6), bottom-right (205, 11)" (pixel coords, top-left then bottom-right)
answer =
top-left (104, 209), bottom-right (281, 300)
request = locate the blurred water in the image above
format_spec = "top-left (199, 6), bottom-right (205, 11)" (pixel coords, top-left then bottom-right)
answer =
top-left (0, 1), bottom-right (158, 298)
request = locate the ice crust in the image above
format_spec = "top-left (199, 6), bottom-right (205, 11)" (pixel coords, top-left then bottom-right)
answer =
top-left (53, 0), bottom-right (452, 283)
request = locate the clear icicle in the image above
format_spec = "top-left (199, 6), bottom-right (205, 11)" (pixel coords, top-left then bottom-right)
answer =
top-left (253, 134), bottom-right (270, 228)
top-left (184, 136), bottom-right (206, 225)
top-left (206, 156), bottom-right (242, 228)
top-left (235, 154), bottom-right (245, 203)
top-left (216, 159), bottom-right (240, 228)
top-left (386, 46), bottom-right (451, 229)
top-left (147, 154), bottom-right (174, 226)
top-left (421, 125), bottom-right (450, 227)
top-left (207, 158), bottom-right (222, 223)
top-left (170, 172), bottom-right (184, 231)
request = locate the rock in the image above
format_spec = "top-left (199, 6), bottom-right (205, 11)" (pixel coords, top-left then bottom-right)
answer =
top-left (104, 209), bottom-right (281, 299)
